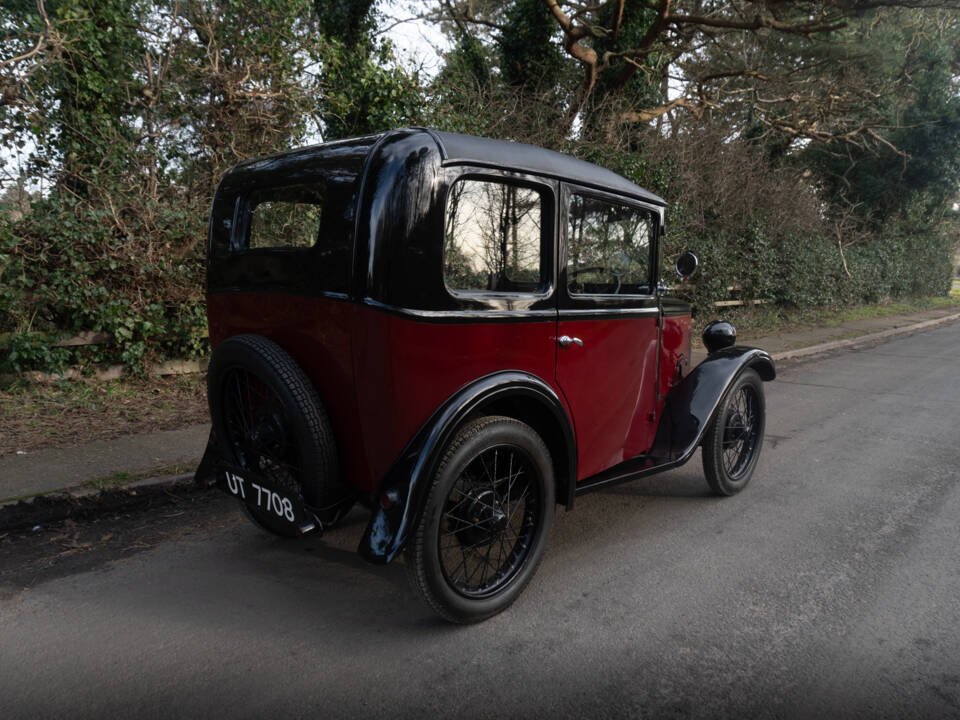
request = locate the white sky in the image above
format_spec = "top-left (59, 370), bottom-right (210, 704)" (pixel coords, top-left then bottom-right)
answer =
top-left (382, 1), bottom-right (448, 77)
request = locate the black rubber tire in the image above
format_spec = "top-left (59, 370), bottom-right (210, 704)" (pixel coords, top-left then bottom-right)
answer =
top-left (406, 415), bottom-right (555, 624)
top-left (207, 334), bottom-right (346, 537)
top-left (702, 368), bottom-right (765, 496)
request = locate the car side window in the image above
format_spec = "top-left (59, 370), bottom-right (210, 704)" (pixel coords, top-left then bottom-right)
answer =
top-left (567, 193), bottom-right (653, 296)
top-left (443, 178), bottom-right (546, 294)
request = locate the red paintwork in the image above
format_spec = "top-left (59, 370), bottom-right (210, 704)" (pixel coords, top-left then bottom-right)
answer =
top-left (207, 294), bottom-right (374, 491)
top-left (660, 315), bottom-right (693, 400)
top-left (556, 317), bottom-right (660, 479)
top-left (352, 311), bottom-right (559, 491)
top-left (208, 293), bottom-right (692, 494)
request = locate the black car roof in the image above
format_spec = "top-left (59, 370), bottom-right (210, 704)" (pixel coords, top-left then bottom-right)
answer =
top-left (423, 129), bottom-right (666, 206)
top-left (221, 128), bottom-right (665, 206)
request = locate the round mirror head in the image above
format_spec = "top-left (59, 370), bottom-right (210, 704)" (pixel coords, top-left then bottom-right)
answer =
top-left (675, 251), bottom-right (699, 279)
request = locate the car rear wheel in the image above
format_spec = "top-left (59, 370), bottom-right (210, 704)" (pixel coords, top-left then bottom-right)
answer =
top-left (406, 416), bottom-right (555, 623)
top-left (701, 368), bottom-right (765, 496)
top-left (207, 334), bottom-right (349, 536)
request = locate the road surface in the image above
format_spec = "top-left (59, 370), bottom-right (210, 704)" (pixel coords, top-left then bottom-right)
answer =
top-left (2, 323), bottom-right (959, 718)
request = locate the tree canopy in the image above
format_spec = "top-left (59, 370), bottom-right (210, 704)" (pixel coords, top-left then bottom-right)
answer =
top-left (0, 0), bottom-right (958, 371)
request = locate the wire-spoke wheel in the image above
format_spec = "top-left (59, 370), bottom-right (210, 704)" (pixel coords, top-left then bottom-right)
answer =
top-left (208, 334), bottom-right (347, 536)
top-left (407, 416), bottom-right (555, 623)
top-left (702, 368), bottom-right (765, 496)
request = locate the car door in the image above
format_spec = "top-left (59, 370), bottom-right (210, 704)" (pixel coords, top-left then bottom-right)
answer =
top-left (555, 186), bottom-right (662, 481)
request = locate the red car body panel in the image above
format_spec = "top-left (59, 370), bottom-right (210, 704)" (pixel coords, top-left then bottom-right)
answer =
top-left (208, 292), bottom-right (691, 493)
top-left (351, 311), bottom-right (561, 491)
top-left (555, 316), bottom-right (660, 479)
top-left (206, 293), bottom-right (373, 492)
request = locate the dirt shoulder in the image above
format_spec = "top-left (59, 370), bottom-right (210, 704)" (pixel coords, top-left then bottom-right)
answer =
top-left (0, 374), bottom-right (208, 458)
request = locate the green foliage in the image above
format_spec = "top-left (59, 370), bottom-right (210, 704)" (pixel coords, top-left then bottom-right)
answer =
top-left (0, 197), bottom-right (206, 374)
top-left (1, 0), bottom-right (958, 376)
top-left (0, 0), bottom-right (419, 374)
top-left (497, 0), bottom-right (563, 90)
top-left (312, 0), bottom-right (421, 140)
top-left (1, 333), bottom-right (72, 375)
top-left (804, 12), bottom-right (960, 225)
top-left (49, 0), bottom-right (144, 197)
top-left (315, 0), bottom-right (378, 50)
top-left (316, 34), bottom-right (422, 140)
top-left (667, 199), bottom-right (954, 321)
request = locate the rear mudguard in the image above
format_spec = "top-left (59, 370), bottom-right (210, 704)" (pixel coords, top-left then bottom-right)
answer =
top-left (194, 431), bottom-right (223, 488)
top-left (650, 346), bottom-right (775, 464)
top-left (575, 346), bottom-right (774, 493)
top-left (357, 371), bottom-right (575, 565)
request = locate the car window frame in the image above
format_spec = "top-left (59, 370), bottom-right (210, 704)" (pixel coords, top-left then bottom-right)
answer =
top-left (233, 184), bottom-right (327, 255)
top-left (220, 179), bottom-right (358, 299)
top-left (559, 183), bottom-right (662, 311)
top-left (440, 169), bottom-right (557, 305)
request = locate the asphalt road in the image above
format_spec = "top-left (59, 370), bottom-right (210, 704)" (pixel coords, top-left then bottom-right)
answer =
top-left (3, 324), bottom-right (960, 719)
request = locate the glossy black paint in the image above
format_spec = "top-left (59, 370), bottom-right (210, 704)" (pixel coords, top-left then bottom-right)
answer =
top-left (430, 129), bottom-right (665, 206)
top-left (575, 346), bottom-right (775, 495)
top-left (207, 134), bottom-right (378, 295)
top-left (209, 127), bottom-right (670, 318)
top-left (356, 132), bottom-right (561, 313)
top-left (357, 371), bottom-right (576, 564)
top-left (703, 320), bottom-right (738, 354)
top-left (660, 296), bottom-right (691, 318)
top-left (675, 251), bottom-right (698, 278)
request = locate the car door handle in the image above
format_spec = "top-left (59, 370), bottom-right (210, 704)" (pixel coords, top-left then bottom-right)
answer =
top-left (558, 335), bottom-right (584, 348)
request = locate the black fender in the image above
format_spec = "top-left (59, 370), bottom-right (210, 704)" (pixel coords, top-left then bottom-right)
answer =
top-left (358, 371), bottom-right (576, 564)
top-left (650, 346), bottom-right (775, 465)
top-left (194, 430), bottom-right (224, 488)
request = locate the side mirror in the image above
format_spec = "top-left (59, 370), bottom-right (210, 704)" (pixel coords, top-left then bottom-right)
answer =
top-left (675, 251), bottom-right (698, 279)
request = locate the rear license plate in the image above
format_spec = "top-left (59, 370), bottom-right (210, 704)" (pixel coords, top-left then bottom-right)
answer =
top-left (216, 466), bottom-right (319, 534)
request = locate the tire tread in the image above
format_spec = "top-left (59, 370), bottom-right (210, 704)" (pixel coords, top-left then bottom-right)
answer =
top-left (406, 415), bottom-right (553, 623)
top-left (701, 368), bottom-right (765, 496)
top-left (208, 334), bottom-right (345, 534)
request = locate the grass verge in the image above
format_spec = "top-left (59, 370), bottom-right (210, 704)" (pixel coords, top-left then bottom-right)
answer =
top-left (1, 375), bottom-right (208, 458)
top-left (705, 295), bottom-right (960, 337)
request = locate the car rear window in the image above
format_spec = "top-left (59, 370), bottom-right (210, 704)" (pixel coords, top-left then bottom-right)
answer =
top-left (567, 193), bottom-right (654, 296)
top-left (443, 178), bottom-right (547, 295)
top-left (232, 180), bottom-right (357, 294)
top-left (247, 184), bottom-right (325, 250)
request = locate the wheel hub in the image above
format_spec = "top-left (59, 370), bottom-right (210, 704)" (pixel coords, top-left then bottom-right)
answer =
top-left (250, 412), bottom-right (284, 449)
top-left (724, 411), bottom-right (747, 443)
top-left (456, 489), bottom-right (508, 547)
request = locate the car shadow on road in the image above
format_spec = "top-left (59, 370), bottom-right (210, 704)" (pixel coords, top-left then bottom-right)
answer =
top-left (599, 469), bottom-right (714, 499)
top-left (0, 463), bottom-right (732, 634)
top-left (213, 464), bottom-right (721, 626)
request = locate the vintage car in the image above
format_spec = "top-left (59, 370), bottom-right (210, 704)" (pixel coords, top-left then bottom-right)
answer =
top-left (195, 127), bottom-right (775, 623)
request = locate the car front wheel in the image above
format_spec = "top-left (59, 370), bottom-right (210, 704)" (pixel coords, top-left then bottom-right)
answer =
top-left (406, 415), bottom-right (555, 623)
top-left (701, 368), bottom-right (766, 496)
